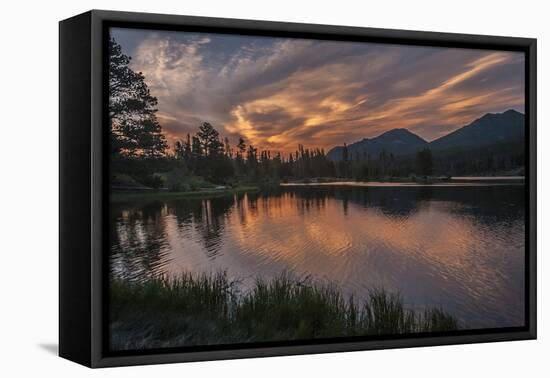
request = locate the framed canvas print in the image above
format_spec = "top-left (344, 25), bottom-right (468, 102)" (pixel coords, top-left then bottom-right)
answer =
top-left (59, 10), bottom-right (537, 368)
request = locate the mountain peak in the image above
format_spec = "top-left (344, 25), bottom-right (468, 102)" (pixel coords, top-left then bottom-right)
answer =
top-left (326, 128), bottom-right (427, 161)
top-left (477, 109), bottom-right (523, 121)
top-left (430, 110), bottom-right (525, 150)
top-left (376, 128), bottom-right (428, 144)
top-left (379, 128), bottom-right (412, 137)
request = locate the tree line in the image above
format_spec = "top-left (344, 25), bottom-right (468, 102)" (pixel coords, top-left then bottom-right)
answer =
top-left (171, 122), bottom-right (339, 183)
top-left (160, 121), bottom-right (438, 187)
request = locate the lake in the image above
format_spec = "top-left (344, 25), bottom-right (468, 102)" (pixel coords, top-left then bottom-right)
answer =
top-left (110, 182), bottom-right (525, 330)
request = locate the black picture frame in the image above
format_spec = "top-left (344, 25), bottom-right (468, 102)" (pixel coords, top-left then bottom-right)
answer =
top-left (59, 9), bottom-right (537, 368)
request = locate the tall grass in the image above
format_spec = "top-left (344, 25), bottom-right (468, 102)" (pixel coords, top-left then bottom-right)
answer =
top-left (110, 272), bottom-right (458, 350)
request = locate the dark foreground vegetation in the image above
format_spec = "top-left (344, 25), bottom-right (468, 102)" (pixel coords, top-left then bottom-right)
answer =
top-left (110, 272), bottom-right (459, 350)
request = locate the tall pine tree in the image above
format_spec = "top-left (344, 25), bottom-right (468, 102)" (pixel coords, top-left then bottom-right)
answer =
top-left (109, 37), bottom-right (167, 158)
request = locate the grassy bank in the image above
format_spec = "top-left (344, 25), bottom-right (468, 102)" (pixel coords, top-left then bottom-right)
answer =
top-left (110, 185), bottom-right (259, 203)
top-left (110, 272), bottom-right (458, 351)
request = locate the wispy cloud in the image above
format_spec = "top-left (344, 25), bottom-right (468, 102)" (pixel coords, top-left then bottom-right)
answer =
top-left (112, 28), bottom-right (525, 154)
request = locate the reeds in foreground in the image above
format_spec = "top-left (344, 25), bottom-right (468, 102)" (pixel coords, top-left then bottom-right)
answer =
top-left (110, 272), bottom-right (458, 350)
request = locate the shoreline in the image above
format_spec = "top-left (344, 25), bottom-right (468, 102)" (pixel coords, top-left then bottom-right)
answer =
top-left (281, 175), bottom-right (525, 186)
top-left (110, 185), bottom-right (260, 202)
top-left (281, 180), bottom-right (525, 188)
top-left (110, 176), bottom-right (526, 202)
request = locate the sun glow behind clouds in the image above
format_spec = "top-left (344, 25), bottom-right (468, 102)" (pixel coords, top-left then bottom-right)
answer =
top-left (111, 28), bottom-right (525, 155)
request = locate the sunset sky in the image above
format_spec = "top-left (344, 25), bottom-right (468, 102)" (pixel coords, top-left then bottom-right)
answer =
top-left (111, 27), bottom-right (525, 155)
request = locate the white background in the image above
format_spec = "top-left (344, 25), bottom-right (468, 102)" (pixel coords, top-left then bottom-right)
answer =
top-left (0, 0), bottom-right (547, 376)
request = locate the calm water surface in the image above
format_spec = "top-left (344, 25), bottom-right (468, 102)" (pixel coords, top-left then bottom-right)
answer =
top-left (110, 183), bottom-right (525, 330)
